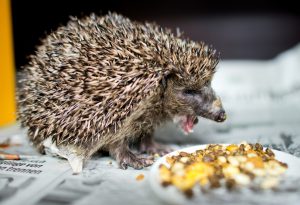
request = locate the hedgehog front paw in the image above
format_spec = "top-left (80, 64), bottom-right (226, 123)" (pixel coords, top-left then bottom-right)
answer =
top-left (118, 151), bottom-right (154, 170)
top-left (110, 145), bottom-right (154, 169)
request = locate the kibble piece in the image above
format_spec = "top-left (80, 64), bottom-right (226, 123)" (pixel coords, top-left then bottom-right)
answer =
top-left (179, 152), bottom-right (190, 157)
top-left (166, 156), bottom-right (176, 165)
top-left (172, 176), bottom-right (196, 191)
top-left (217, 156), bottom-right (227, 164)
top-left (184, 189), bottom-right (194, 198)
top-left (243, 161), bottom-right (255, 171)
top-left (171, 162), bottom-right (185, 176)
top-left (247, 150), bottom-right (258, 158)
top-left (223, 164), bottom-right (240, 178)
top-left (247, 157), bottom-right (264, 168)
top-left (209, 176), bottom-right (221, 188)
top-left (226, 179), bottom-right (236, 190)
top-left (233, 173), bottom-right (251, 185)
top-left (254, 143), bottom-right (263, 151)
top-left (227, 156), bottom-right (240, 167)
top-left (265, 148), bottom-right (275, 158)
top-left (180, 157), bottom-right (190, 163)
top-left (203, 154), bottom-right (214, 162)
top-left (136, 174), bottom-right (145, 181)
top-left (239, 144), bottom-right (245, 151)
top-left (159, 164), bottom-right (172, 184)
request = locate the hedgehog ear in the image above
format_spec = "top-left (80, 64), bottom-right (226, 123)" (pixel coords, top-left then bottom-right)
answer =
top-left (170, 66), bottom-right (185, 80)
top-left (161, 64), bottom-right (182, 82)
top-left (164, 64), bottom-right (182, 76)
top-left (160, 68), bottom-right (173, 90)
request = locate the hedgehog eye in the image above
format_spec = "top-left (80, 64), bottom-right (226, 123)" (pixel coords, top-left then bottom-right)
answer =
top-left (183, 89), bottom-right (198, 96)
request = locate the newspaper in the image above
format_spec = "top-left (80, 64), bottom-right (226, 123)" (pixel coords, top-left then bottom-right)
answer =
top-left (0, 136), bottom-right (156, 205)
top-left (1, 44), bottom-right (300, 205)
top-left (0, 156), bottom-right (70, 205)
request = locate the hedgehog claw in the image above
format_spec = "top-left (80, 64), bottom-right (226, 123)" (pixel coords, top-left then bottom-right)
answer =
top-left (120, 161), bottom-right (128, 170)
top-left (116, 149), bottom-right (154, 170)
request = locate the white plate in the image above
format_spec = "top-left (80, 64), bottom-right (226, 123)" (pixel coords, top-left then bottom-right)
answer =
top-left (149, 144), bottom-right (300, 205)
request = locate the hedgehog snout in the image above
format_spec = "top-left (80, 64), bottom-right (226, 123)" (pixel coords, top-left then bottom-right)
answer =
top-left (214, 109), bottom-right (227, 122)
top-left (191, 93), bottom-right (226, 123)
top-left (211, 96), bottom-right (226, 122)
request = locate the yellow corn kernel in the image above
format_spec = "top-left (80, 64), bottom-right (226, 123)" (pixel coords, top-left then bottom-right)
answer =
top-left (226, 144), bottom-right (239, 152)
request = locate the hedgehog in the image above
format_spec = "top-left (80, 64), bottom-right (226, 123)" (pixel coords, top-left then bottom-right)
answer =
top-left (17, 12), bottom-right (226, 173)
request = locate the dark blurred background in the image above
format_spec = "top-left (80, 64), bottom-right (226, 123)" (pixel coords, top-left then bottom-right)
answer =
top-left (11, 0), bottom-right (300, 69)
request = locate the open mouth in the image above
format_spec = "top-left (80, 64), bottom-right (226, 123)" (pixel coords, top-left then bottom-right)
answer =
top-left (173, 115), bottom-right (198, 135)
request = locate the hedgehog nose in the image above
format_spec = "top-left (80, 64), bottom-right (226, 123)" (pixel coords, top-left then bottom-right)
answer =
top-left (215, 110), bottom-right (226, 122)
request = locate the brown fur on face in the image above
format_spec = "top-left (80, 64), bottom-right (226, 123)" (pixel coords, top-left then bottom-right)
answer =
top-left (162, 73), bottom-right (226, 123)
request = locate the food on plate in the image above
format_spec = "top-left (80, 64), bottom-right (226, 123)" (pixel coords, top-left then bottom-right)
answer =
top-left (159, 142), bottom-right (288, 197)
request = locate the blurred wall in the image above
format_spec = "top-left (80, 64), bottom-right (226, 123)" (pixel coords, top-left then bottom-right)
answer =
top-left (11, 0), bottom-right (300, 69)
